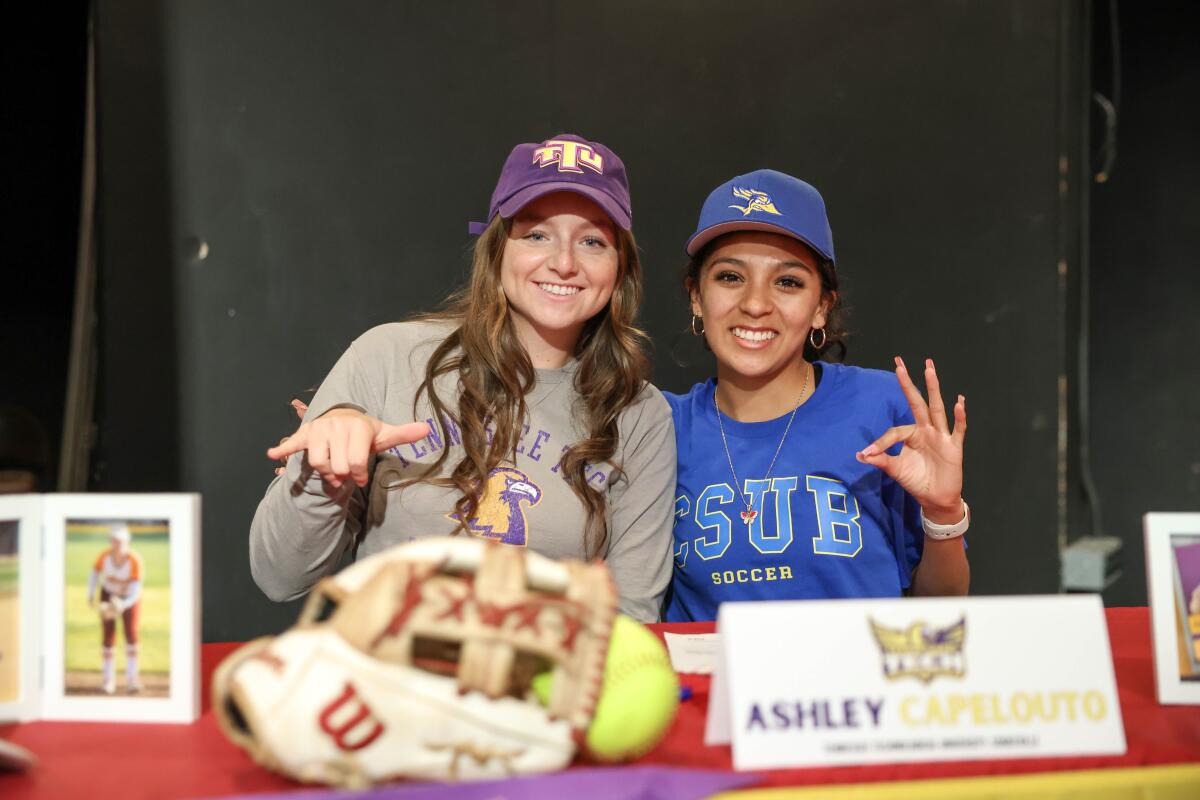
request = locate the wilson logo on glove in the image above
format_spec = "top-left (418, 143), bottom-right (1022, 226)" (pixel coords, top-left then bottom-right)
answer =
top-left (318, 683), bottom-right (386, 752)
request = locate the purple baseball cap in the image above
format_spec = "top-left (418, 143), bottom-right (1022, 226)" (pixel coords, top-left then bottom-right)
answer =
top-left (468, 134), bottom-right (632, 234)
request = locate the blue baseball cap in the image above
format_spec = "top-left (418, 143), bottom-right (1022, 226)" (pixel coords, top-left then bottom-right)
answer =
top-left (685, 169), bottom-right (835, 262)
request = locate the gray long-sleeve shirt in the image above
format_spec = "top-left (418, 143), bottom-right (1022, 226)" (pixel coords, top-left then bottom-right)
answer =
top-left (249, 320), bottom-right (676, 622)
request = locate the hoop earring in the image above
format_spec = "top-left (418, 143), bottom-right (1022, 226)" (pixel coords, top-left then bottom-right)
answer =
top-left (809, 326), bottom-right (827, 350)
top-left (691, 315), bottom-right (705, 336)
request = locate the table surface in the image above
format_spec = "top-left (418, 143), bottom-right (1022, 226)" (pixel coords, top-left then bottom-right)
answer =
top-left (2, 607), bottom-right (1199, 799)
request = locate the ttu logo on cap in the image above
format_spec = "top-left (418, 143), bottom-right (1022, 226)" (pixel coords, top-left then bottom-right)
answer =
top-left (468, 133), bottom-right (631, 235)
top-left (531, 139), bottom-right (604, 175)
top-left (729, 186), bottom-right (781, 216)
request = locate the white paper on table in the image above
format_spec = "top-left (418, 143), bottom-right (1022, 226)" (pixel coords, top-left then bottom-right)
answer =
top-left (704, 641), bottom-right (733, 745)
top-left (664, 632), bottom-right (721, 675)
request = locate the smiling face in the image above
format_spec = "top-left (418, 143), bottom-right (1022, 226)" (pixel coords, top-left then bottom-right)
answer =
top-left (500, 192), bottom-right (620, 363)
top-left (690, 231), bottom-right (831, 386)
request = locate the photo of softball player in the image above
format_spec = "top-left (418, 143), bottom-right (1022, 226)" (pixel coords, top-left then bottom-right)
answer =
top-left (63, 519), bottom-right (171, 697)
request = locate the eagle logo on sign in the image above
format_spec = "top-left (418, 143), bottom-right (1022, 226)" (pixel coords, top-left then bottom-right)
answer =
top-left (869, 617), bottom-right (966, 684)
top-left (449, 467), bottom-right (542, 547)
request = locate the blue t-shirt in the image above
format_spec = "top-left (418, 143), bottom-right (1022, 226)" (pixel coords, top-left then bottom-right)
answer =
top-left (662, 362), bottom-right (924, 621)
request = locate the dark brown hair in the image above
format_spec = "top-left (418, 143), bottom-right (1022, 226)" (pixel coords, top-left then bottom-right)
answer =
top-left (403, 215), bottom-right (650, 558)
top-left (684, 233), bottom-right (847, 362)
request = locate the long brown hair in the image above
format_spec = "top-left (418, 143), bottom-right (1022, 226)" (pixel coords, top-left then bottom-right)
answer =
top-left (403, 214), bottom-right (650, 558)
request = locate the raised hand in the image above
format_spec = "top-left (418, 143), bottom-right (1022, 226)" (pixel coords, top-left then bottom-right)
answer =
top-left (267, 408), bottom-right (431, 489)
top-left (855, 357), bottom-right (966, 522)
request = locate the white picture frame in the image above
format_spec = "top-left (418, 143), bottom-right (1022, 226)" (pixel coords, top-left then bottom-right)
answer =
top-left (40, 493), bottom-right (201, 722)
top-left (1144, 512), bottom-right (1200, 705)
top-left (0, 495), bottom-right (42, 723)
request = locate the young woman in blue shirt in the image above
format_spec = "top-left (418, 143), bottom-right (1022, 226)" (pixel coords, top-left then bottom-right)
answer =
top-left (663, 170), bottom-right (969, 621)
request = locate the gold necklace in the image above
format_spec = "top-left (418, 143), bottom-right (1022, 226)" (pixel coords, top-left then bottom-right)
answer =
top-left (713, 364), bottom-right (811, 526)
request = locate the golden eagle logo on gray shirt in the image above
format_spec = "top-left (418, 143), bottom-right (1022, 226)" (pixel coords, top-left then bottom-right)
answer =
top-left (450, 466), bottom-right (543, 546)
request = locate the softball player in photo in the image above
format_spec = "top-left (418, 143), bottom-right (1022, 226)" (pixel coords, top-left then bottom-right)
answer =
top-left (87, 524), bottom-right (144, 693)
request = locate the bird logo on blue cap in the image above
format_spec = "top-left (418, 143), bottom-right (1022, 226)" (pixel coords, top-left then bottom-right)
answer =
top-left (729, 186), bottom-right (781, 217)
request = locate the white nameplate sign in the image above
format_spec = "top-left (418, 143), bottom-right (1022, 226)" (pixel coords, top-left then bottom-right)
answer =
top-left (705, 595), bottom-right (1126, 769)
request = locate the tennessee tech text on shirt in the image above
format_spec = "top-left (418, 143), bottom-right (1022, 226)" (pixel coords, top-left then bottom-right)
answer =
top-left (384, 414), bottom-right (613, 488)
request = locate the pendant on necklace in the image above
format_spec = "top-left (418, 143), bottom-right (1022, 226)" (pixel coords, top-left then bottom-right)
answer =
top-left (740, 509), bottom-right (758, 525)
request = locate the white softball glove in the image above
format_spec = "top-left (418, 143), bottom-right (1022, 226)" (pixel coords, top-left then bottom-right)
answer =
top-left (213, 538), bottom-right (627, 787)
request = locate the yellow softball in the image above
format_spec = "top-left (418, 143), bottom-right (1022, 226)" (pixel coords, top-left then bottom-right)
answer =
top-left (585, 614), bottom-right (680, 761)
top-left (530, 615), bottom-right (680, 760)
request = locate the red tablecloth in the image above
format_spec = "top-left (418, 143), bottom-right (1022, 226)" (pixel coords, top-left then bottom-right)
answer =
top-left (2, 607), bottom-right (1198, 799)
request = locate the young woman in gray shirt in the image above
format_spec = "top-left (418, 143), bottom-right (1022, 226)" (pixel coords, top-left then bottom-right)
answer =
top-left (251, 135), bottom-right (675, 623)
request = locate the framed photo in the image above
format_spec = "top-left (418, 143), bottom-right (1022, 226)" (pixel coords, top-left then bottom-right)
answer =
top-left (1144, 512), bottom-right (1200, 705)
top-left (0, 495), bottom-right (41, 723)
top-left (40, 494), bottom-right (200, 722)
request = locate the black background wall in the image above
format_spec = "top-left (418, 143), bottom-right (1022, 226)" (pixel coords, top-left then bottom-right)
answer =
top-left (1, 2), bottom-right (87, 489)
top-left (1087, 3), bottom-right (1200, 605)
top-left (88, 0), bottom-right (1076, 640)
top-left (5, 1), bottom-right (1184, 641)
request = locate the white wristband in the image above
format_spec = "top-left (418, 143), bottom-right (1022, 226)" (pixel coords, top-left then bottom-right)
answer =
top-left (921, 501), bottom-right (970, 540)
